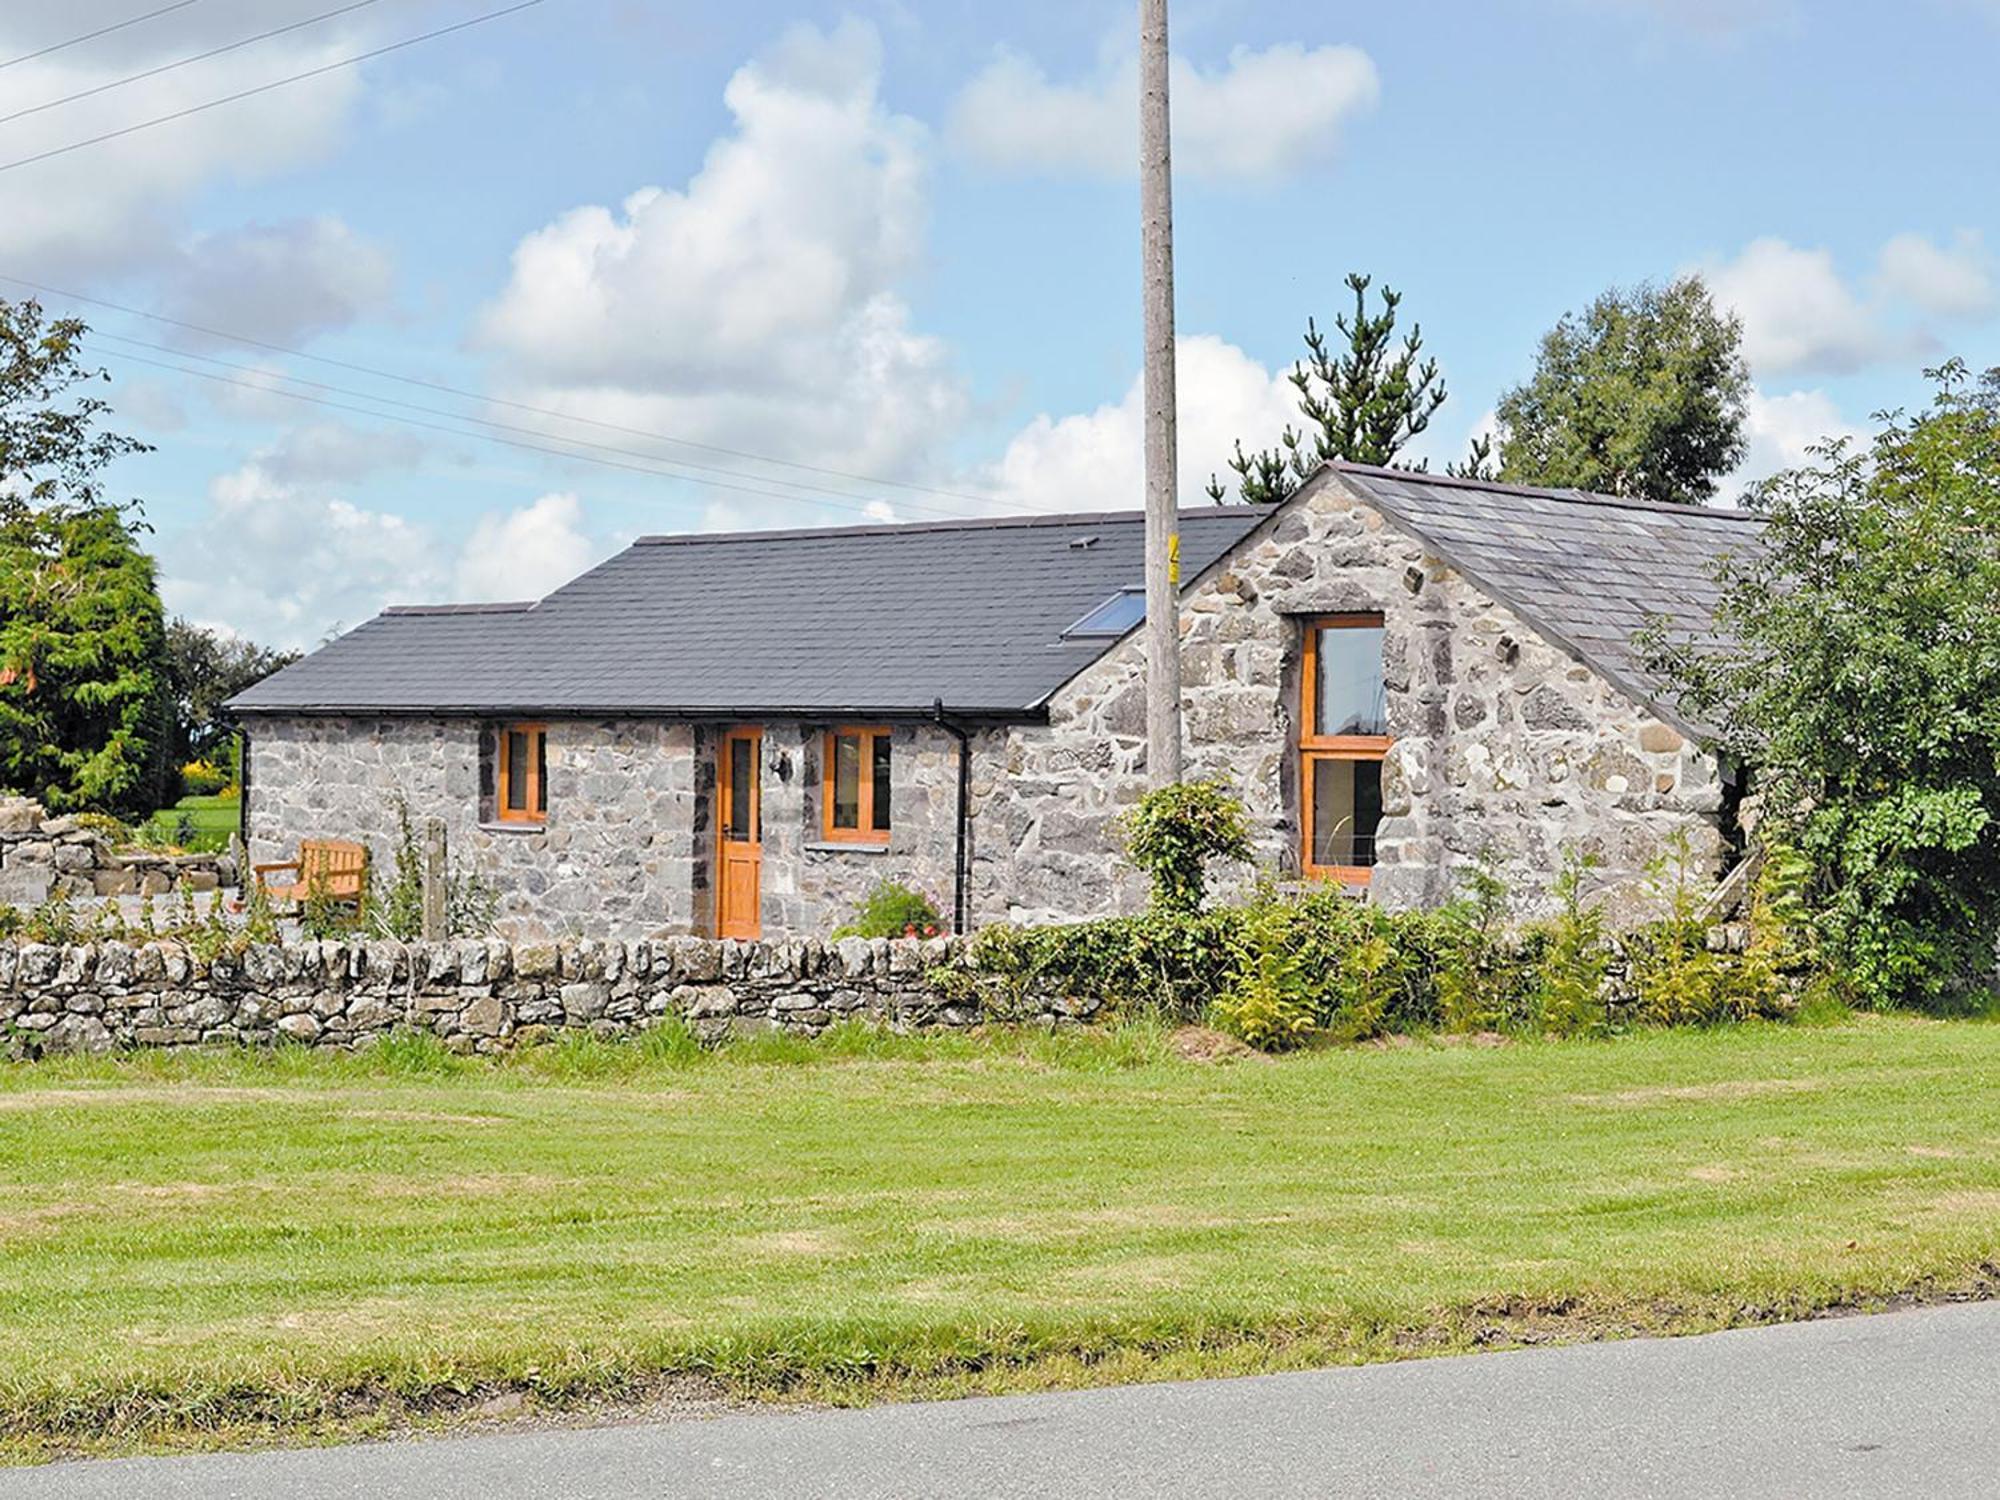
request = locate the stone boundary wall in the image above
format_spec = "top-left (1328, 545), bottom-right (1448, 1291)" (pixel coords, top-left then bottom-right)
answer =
top-left (0, 797), bottom-right (232, 906)
top-left (0, 936), bottom-right (1081, 1057)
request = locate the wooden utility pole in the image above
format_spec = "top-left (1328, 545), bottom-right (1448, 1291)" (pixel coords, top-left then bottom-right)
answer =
top-left (1138, 0), bottom-right (1182, 787)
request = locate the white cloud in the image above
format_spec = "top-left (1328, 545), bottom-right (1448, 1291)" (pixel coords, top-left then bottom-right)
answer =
top-left (0, 1), bottom-right (379, 278)
top-left (1702, 231), bottom-right (1998, 379)
top-left (453, 492), bottom-right (598, 602)
top-left (949, 42), bottom-right (1379, 182)
top-left (983, 335), bottom-right (1300, 511)
top-left (1702, 237), bottom-right (1887, 377)
top-left (160, 457), bottom-right (444, 650)
top-left (162, 464), bottom-right (604, 648)
top-left (1876, 230), bottom-right (1997, 320)
top-left (162, 216), bottom-right (395, 346)
top-left (260, 421), bottom-right (431, 485)
top-left (1731, 387), bottom-right (1865, 489)
top-left (474, 18), bottom-right (964, 483)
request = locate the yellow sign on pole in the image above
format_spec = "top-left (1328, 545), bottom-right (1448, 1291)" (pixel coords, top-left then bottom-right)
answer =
top-left (1168, 531), bottom-right (1180, 585)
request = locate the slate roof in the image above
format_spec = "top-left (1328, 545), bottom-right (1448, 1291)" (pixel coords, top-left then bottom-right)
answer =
top-left (230, 466), bottom-right (1759, 729)
top-left (1325, 463), bottom-right (1760, 735)
top-left (227, 508), bottom-right (1270, 719)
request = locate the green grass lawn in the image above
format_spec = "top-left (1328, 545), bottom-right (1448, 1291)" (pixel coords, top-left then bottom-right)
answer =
top-left (136, 793), bottom-right (239, 853)
top-left (3, 1017), bottom-right (1999, 1457)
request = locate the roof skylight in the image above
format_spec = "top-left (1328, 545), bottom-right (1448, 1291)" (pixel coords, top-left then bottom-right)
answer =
top-left (1061, 587), bottom-right (1147, 639)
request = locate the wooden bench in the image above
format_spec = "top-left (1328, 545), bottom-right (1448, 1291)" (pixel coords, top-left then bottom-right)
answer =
top-left (253, 839), bottom-right (368, 908)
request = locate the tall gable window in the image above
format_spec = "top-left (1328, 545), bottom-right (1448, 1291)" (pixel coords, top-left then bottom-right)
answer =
top-left (497, 723), bottom-right (548, 824)
top-left (823, 727), bottom-right (891, 843)
top-left (1300, 616), bottom-right (1388, 882)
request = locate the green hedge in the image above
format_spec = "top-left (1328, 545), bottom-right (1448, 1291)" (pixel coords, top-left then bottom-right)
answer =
top-left (962, 849), bottom-right (1821, 1050)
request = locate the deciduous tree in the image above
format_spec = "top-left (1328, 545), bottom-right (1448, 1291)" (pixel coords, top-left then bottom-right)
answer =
top-left (1495, 276), bottom-right (1749, 504)
top-left (1645, 362), bottom-right (2000, 1009)
top-left (0, 298), bottom-right (171, 814)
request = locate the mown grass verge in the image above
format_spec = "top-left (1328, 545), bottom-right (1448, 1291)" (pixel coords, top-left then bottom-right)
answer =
top-left (4, 1015), bottom-right (1999, 1462)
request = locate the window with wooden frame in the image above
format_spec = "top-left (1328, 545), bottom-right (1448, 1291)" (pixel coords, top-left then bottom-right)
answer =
top-left (1300, 615), bottom-right (1389, 883)
top-left (822, 726), bottom-right (891, 843)
top-left (496, 723), bottom-right (548, 824)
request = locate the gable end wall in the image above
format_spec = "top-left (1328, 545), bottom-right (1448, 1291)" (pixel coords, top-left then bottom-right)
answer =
top-left (971, 477), bottom-right (1729, 925)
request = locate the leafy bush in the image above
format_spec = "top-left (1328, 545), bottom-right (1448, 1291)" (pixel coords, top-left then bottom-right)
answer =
top-left (360, 795), bottom-right (499, 940)
top-left (1122, 781), bottom-right (1253, 913)
top-left (967, 852), bottom-right (1822, 1049)
top-left (1644, 361), bottom-right (2000, 1010)
top-left (178, 759), bottom-right (228, 797)
top-left (967, 907), bottom-right (1236, 1022)
top-left (1535, 855), bottom-right (1613, 1037)
top-left (831, 880), bottom-right (943, 940)
top-left (1214, 882), bottom-right (1417, 1048)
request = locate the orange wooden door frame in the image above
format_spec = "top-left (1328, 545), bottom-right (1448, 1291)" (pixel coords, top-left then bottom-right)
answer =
top-left (716, 727), bottom-right (763, 940)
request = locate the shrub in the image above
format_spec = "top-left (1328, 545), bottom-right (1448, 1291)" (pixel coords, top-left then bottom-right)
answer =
top-left (178, 759), bottom-right (229, 797)
top-left (1213, 883), bottom-right (1416, 1047)
top-left (361, 795), bottom-right (499, 940)
top-left (1534, 854), bottom-right (1614, 1037)
top-left (1643, 362), bottom-right (2000, 1009)
top-left (831, 880), bottom-right (943, 940)
top-left (1122, 781), bottom-right (1253, 913)
top-left (967, 907), bottom-right (1237, 1022)
top-left (1429, 860), bottom-right (1537, 1033)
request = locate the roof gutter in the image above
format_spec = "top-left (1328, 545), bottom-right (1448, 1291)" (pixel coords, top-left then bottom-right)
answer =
top-left (931, 698), bottom-right (973, 936)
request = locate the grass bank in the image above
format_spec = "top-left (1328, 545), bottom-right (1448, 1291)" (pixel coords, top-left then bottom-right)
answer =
top-left (136, 792), bottom-right (238, 854)
top-left (3, 1016), bottom-right (1999, 1460)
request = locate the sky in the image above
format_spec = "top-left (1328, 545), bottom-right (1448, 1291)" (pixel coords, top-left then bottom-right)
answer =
top-left (0, 0), bottom-right (1994, 649)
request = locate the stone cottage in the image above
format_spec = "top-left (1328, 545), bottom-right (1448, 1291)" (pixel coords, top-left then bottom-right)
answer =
top-left (228, 463), bottom-right (1758, 939)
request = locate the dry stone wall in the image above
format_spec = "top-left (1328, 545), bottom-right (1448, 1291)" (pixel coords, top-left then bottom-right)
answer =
top-left (0, 935), bottom-right (1078, 1057)
top-left (0, 797), bottom-right (231, 907)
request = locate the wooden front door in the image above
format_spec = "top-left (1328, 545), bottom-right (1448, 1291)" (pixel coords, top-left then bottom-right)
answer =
top-left (716, 727), bottom-right (763, 939)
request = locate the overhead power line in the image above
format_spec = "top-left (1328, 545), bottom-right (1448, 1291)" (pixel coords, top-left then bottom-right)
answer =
top-left (0, 0), bottom-right (387, 131)
top-left (0, 0), bottom-right (544, 174)
top-left (96, 332), bottom-right (1006, 520)
top-left (0, 0), bottom-right (204, 72)
top-left (0, 271), bottom-right (1021, 512)
top-left (99, 347), bottom-right (993, 524)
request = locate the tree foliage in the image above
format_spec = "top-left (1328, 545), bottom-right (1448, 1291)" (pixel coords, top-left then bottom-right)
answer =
top-left (0, 298), bottom-right (170, 815)
top-left (1644, 362), bottom-right (2000, 1009)
top-left (1122, 781), bottom-right (1253, 913)
top-left (0, 506), bottom-right (173, 814)
top-left (1209, 273), bottom-right (1447, 505)
top-left (1495, 275), bottom-right (1749, 505)
top-left (164, 617), bottom-right (297, 762)
top-left (1, 299), bottom-right (148, 524)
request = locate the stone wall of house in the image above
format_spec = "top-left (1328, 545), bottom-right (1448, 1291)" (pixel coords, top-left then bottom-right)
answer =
top-left (969, 477), bottom-right (1730, 926)
top-left (0, 935), bottom-right (1081, 1057)
top-left (751, 722), bottom-right (972, 937)
top-left (245, 717), bottom-right (698, 940)
top-left (0, 797), bottom-right (231, 907)
top-left (246, 718), bottom-right (973, 942)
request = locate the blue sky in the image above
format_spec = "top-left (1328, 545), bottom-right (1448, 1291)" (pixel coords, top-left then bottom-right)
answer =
top-left (1, 0), bottom-right (1994, 647)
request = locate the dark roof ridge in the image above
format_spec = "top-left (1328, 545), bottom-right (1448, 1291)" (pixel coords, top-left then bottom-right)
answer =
top-left (381, 601), bottom-right (537, 616)
top-left (1328, 460), bottom-right (1764, 523)
top-left (633, 504), bottom-right (1261, 548)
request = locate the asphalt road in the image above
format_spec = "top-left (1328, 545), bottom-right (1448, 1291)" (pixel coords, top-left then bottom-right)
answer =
top-left (12, 1302), bottom-right (1998, 1499)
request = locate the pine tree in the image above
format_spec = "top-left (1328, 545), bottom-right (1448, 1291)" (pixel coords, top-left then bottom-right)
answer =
top-left (1209, 273), bottom-right (1448, 504)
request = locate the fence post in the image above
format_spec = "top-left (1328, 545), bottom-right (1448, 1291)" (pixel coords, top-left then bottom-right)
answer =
top-left (421, 818), bottom-right (448, 941)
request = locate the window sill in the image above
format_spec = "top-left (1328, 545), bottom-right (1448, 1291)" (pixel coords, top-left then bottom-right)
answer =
top-left (805, 839), bottom-right (891, 855)
top-left (477, 821), bottom-right (547, 836)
